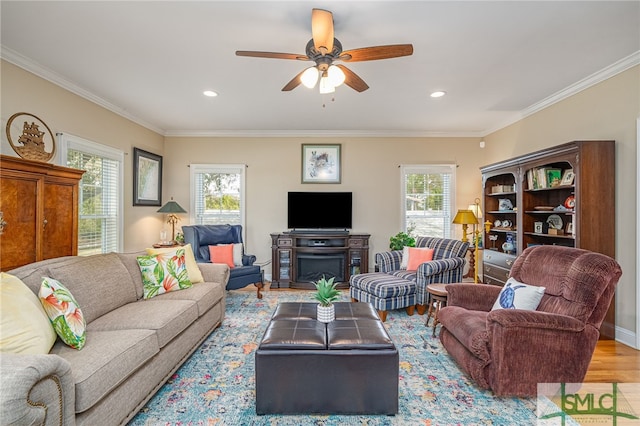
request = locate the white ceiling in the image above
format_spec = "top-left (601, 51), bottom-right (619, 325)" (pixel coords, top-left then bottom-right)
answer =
top-left (1, 1), bottom-right (639, 137)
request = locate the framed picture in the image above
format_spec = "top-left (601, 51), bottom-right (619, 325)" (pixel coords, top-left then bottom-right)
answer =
top-left (133, 147), bottom-right (162, 206)
top-left (301, 144), bottom-right (341, 183)
top-left (566, 221), bottom-right (574, 235)
top-left (546, 168), bottom-right (562, 187)
top-left (561, 169), bottom-right (575, 186)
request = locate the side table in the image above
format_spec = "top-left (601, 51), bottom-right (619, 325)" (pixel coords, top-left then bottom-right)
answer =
top-left (425, 283), bottom-right (449, 337)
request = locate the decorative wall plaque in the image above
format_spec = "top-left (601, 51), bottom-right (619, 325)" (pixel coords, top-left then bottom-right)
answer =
top-left (6, 112), bottom-right (56, 162)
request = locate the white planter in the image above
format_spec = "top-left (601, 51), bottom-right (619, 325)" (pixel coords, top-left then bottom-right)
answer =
top-left (316, 304), bottom-right (335, 323)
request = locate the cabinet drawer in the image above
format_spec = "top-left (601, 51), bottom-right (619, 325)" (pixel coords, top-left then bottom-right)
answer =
top-left (348, 239), bottom-right (364, 248)
top-left (483, 263), bottom-right (511, 285)
top-left (483, 250), bottom-right (516, 269)
top-left (277, 238), bottom-right (293, 247)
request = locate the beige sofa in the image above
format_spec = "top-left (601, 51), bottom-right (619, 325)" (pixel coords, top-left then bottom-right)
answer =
top-left (0, 251), bottom-right (229, 426)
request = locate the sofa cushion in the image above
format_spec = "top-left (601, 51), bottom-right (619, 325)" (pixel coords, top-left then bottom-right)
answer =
top-left (152, 281), bottom-right (224, 317)
top-left (39, 277), bottom-right (87, 350)
top-left (491, 278), bottom-right (545, 311)
top-left (50, 328), bottom-right (158, 413)
top-left (146, 244), bottom-right (204, 284)
top-left (46, 253), bottom-right (138, 324)
top-left (0, 273), bottom-right (57, 354)
top-left (137, 248), bottom-right (193, 299)
top-left (88, 299), bottom-right (197, 348)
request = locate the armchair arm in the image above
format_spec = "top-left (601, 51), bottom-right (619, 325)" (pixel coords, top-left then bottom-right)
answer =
top-left (446, 283), bottom-right (501, 311)
top-left (0, 353), bottom-right (75, 426)
top-left (487, 309), bottom-right (585, 333)
top-left (242, 254), bottom-right (257, 266)
top-left (375, 250), bottom-right (403, 272)
top-left (197, 263), bottom-right (230, 286)
top-left (416, 258), bottom-right (466, 284)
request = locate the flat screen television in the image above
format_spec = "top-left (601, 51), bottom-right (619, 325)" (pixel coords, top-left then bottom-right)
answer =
top-left (287, 192), bottom-right (352, 230)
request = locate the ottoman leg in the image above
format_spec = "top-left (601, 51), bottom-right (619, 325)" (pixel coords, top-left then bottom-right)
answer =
top-left (351, 297), bottom-right (358, 302)
top-left (377, 310), bottom-right (388, 322)
top-left (406, 305), bottom-right (415, 316)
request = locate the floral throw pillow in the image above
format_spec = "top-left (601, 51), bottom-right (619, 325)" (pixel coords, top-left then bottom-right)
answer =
top-left (137, 248), bottom-right (193, 299)
top-left (39, 277), bottom-right (87, 350)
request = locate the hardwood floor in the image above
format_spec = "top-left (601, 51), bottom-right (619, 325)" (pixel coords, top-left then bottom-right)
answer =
top-left (247, 283), bottom-right (640, 383)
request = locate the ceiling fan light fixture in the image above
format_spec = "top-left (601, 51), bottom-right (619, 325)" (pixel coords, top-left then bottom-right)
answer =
top-left (327, 65), bottom-right (345, 87)
top-left (301, 66), bottom-right (319, 88)
top-left (319, 75), bottom-right (335, 94)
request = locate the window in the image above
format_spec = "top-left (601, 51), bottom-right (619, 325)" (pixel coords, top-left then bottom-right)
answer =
top-left (401, 164), bottom-right (456, 239)
top-left (60, 134), bottom-right (123, 255)
top-left (190, 164), bottom-right (245, 228)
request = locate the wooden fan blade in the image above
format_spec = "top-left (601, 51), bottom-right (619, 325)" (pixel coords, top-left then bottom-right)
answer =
top-left (311, 9), bottom-right (334, 54)
top-left (236, 51), bottom-right (309, 61)
top-left (340, 44), bottom-right (413, 62)
top-left (282, 69), bottom-right (306, 91)
top-left (336, 64), bottom-right (369, 92)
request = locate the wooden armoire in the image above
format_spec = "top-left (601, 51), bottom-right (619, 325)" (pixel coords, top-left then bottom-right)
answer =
top-left (0, 154), bottom-right (85, 271)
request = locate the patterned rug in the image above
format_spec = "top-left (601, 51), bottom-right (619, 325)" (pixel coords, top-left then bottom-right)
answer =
top-left (129, 290), bottom-right (538, 425)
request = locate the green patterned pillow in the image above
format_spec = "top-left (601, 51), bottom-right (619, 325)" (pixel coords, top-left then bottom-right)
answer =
top-left (137, 248), bottom-right (193, 299)
top-left (39, 277), bottom-right (87, 350)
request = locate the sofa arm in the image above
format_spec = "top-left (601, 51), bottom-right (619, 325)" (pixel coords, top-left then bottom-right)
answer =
top-left (375, 250), bottom-right (403, 272)
top-left (446, 283), bottom-right (501, 311)
top-left (0, 353), bottom-right (75, 426)
top-left (197, 263), bottom-right (230, 285)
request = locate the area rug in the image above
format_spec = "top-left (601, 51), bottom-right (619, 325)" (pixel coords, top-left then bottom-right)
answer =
top-left (129, 290), bottom-right (538, 425)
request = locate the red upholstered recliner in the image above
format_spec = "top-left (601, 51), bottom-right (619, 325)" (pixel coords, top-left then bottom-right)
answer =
top-left (438, 245), bottom-right (622, 396)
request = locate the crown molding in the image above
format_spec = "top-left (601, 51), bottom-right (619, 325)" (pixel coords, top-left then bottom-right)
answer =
top-left (1, 46), bottom-right (165, 135)
top-left (483, 50), bottom-right (640, 136)
top-left (3, 45), bottom-right (638, 139)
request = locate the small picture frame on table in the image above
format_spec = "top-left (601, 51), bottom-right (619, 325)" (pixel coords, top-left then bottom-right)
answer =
top-left (133, 148), bottom-right (163, 206)
top-left (561, 169), bottom-right (575, 186)
top-left (566, 222), bottom-right (574, 235)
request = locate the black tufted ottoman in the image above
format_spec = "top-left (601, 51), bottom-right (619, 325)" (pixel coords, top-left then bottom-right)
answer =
top-left (255, 302), bottom-right (399, 415)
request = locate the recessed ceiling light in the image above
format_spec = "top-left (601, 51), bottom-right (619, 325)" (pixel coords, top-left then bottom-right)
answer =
top-left (203, 90), bottom-right (218, 97)
top-left (430, 91), bottom-right (446, 98)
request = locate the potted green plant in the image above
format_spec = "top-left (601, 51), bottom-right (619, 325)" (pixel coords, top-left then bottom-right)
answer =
top-left (313, 275), bottom-right (340, 323)
top-left (389, 231), bottom-right (416, 251)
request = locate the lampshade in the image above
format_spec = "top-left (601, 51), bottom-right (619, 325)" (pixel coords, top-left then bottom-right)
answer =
top-left (327, 65), bottom-right (345, 87)
top-left (452, 210), bottom-right (479, 225)
top-left (301, 66), bottom-right (319, 88)
top-left (157, 200), bottom-right (187, 214)
top-left (319, 74), bottom-right (335, 94)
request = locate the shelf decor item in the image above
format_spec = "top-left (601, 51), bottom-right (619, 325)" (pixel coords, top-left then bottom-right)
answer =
top-left (561, 169), bottom-right (575, 186)
top-left (6, 112), bottom-right (56, 163)
top-left (313, 275), bottom-right (340, 323)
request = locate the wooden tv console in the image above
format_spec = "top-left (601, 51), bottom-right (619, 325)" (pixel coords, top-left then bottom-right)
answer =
top-left (270, 232), bottom-right (370, 289)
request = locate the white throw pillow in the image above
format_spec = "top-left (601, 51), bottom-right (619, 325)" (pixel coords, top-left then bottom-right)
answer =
top-left (400, 246), bottom-right (410, 269)
top-left (491, 277), bottom-right (545, 311)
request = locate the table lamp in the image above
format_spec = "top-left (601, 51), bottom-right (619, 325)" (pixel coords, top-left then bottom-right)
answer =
top-left (157, 198), bottom-right (187, 243)
top-left (452, 209), bottom-right (478, 243)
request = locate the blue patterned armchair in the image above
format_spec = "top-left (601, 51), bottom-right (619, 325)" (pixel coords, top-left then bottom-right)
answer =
top-left (375, 237), bottom-right (469, 313)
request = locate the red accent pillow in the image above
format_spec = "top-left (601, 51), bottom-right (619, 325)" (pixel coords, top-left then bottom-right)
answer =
top-left (208, 245), bottom-right (234, 268)
top-left (406, 247), bottom-right (434, 271)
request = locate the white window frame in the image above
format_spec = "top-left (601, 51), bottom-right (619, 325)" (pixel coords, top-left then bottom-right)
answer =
top-left (189, 163), bottom-right (246, 231)
top-left (58, 133), bottom-right (124, 253)
top-left (400, 164), bottom-right (456, 239)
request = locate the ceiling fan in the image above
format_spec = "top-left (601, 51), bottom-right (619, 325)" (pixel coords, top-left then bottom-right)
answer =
top-left (236, 8), bottom-right (413, 93)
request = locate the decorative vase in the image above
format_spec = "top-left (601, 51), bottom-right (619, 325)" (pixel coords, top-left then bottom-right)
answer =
top-left (316, 304), bottom-right (335, 323)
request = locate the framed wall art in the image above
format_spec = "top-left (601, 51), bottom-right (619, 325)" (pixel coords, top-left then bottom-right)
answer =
top-left (133, 147), bottom-right (162, 206)
top-left (301, 144), bottom-right (341, 184)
